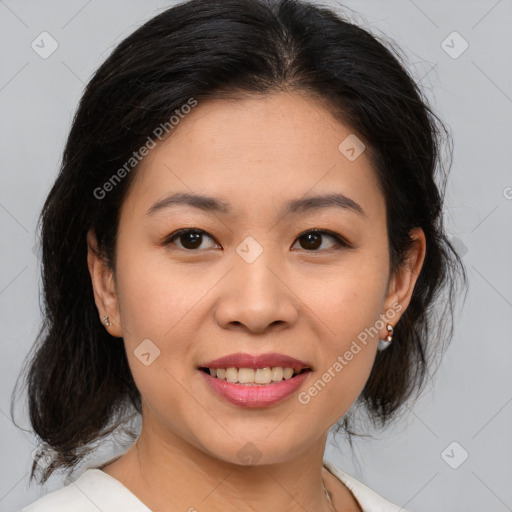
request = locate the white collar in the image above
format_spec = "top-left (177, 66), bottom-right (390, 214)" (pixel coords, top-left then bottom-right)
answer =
top-left (22, 460), bottom-right (407, 512)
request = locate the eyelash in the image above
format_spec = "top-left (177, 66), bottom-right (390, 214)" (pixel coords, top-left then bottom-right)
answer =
top-left (161, 228), bottom-right (352, 252)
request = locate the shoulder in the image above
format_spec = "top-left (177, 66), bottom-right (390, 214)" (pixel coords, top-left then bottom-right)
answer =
top-left (20, 468), bottom-right (150, 512)
top-left (20, 461), bottom-right (405, 512)
top-left (323, 459), bottom-right (408, 512)
top-left (20, 470), bottom-right (94, 512)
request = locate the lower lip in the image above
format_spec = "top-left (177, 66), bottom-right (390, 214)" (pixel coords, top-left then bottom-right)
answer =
top-left (200, 370), bottom-right (310, 408)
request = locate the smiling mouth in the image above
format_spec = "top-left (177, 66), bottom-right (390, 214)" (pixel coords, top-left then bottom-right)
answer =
top-left (198, 367), bottom-right (311, 386)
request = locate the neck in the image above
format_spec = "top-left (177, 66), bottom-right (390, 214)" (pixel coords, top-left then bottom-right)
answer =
top-left (103, 422), bottom-right (337, 512)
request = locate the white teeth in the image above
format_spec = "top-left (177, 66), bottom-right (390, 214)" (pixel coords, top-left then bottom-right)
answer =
top-left (283, 367), bottom-right (294, 380)
top-left (271, 367), bottom-right (283, 381)
top-left (206, 366), bottom-right (304, 385)
top-left (225, 367), bottom-right (238, 383)
top-left (238, 368), bottom-right (255, 383)
top-left (255, 368), bottom-right (272, 384)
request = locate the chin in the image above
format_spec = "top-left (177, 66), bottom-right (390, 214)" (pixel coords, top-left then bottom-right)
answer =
top-left (193, 430), bottom-right (315, 468)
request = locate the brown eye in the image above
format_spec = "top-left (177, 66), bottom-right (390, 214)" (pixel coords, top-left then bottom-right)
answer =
top-left (293, 230), bottom-right (349, 251)
top-left (164, 229), bottom-right (219, 250)
top-left (163, 228), bottom-right (350, 252)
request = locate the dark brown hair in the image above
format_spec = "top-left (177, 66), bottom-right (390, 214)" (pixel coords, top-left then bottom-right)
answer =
top-left (11, 0), bottom-right (467, 484)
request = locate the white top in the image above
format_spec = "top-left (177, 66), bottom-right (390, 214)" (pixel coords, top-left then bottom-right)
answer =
top-left (20, 459), bottom-right (407, 512)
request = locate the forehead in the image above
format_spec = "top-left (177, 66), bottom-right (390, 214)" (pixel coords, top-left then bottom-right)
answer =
top-left (122, 92), bottom-right (384, 220)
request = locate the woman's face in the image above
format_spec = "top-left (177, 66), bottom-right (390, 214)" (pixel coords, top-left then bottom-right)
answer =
top-left (89, 91), bottom-right (424, 465)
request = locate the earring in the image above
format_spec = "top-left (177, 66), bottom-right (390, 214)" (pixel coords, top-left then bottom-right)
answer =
top-left (377, 323), bottom-right (394, 351)
top-left (103, 316), bottom-right (111, 327)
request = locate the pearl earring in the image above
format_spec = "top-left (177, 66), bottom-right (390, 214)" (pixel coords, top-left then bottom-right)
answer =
top-left (103, 316), bottom-right (111, 327)
top-left (377, 323), bottom-right (394, 351)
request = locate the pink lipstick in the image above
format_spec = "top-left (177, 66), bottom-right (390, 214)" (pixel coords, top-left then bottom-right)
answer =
top-left (198, 352), bottom-right (312, 408)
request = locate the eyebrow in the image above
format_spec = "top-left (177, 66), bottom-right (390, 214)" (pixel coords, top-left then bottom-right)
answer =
top-left (146, 191), bottom-right (365, 217)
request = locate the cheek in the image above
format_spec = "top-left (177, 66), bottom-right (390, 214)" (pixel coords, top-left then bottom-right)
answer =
top-left (292, 252), bottom-right (387, 420)
top-left (114, 240), bottom-right (206, 341)
top-left (299, 250), bottom-right (389, 342)
top-left (114, 245), bottom-right (199, 426)
top-left (296, 304), bottom-right (379, 427)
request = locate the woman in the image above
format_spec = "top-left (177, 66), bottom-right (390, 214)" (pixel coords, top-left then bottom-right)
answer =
top-left (14, 0), bottom-right (466, 510)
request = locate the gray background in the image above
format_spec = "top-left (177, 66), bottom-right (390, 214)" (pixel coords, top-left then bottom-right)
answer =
top-left (1, 1), bottom-right (511, 511)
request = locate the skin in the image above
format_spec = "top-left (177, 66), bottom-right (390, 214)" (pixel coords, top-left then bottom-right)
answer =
top-left (87, 91), bottom-right (426, 512)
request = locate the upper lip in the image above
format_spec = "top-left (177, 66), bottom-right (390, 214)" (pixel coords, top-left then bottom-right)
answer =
top-left (200, 352), bottom-right (312, 372)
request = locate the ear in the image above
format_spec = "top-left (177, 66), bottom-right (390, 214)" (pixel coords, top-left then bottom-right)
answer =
top-left (380, 227), bottom-right (426, 338)
top-left (87, 228), bottom-right (123, 337)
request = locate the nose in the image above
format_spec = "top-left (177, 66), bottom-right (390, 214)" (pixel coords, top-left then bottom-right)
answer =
top-left (214, 249), bottom-right (299, 334)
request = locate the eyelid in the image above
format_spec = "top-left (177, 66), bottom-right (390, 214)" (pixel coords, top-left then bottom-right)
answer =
top-left (161, 228), bottom-right (219, 248)
top-left (292, 228), bottom-right (352, 250)
top-left (162, 227), bottom-right (353, 250)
